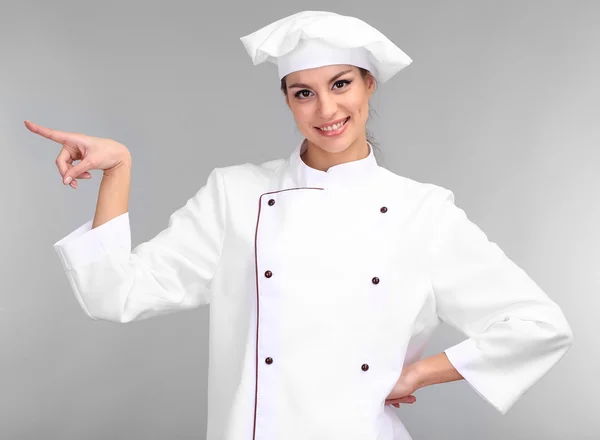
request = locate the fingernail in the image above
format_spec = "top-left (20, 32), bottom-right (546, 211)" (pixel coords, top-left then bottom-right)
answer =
top-left (64, 176), bottom-right (72, 184)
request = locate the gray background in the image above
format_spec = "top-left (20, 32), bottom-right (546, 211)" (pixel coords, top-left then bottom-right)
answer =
top-left (1, 0), bottom-right (598, 439)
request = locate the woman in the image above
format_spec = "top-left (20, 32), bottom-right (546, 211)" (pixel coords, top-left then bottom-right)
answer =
top-left (28, 11), bottom-right (572, 440)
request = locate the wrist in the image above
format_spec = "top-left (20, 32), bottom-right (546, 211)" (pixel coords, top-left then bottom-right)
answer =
top-left (103, 154), bottom-right (132, 178)
top-left (410, 352), bottom-right (464, 390)
top-left (407, 361), bottom-right (426, 390)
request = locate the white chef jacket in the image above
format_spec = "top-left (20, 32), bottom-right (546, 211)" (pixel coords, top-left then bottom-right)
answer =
top-left (53, 139), bottom-right (573, 440)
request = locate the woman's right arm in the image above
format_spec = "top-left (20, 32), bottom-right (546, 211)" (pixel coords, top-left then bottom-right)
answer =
top-left (53, 167), bottom-right (227, 323)
top-left (26, 120), bottom-right (227, 323)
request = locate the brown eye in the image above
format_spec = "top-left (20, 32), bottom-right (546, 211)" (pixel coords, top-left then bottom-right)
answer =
top-left (333, 80), bottom-right (351, 89)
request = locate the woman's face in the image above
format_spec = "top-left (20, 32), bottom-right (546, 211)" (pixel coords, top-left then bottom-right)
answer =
top-left (284, 64), bottom-right (375, 154)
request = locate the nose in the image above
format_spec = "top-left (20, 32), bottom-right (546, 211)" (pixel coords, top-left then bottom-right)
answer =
top-left (316, 93), bottom-right (338, 120)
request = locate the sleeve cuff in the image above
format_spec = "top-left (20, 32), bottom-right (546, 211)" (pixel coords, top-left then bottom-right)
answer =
top-left (444, 338), bottom-right (521, 415)
top-left (53, 212), bottom-right (131, 272)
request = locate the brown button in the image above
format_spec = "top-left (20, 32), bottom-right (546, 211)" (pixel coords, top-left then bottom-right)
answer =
top-left (268, 199), bottom-right (276, 206)
top-left (361, 364), bottom-right (369, 371)
top-left (265, 270), bottom-right (273, 278)
top-left (265, 357), bottom-right (273, 365)
top-left (372, 277), bottom-right (380, 285)
top-left (380, 206), bottom-right (388, 213)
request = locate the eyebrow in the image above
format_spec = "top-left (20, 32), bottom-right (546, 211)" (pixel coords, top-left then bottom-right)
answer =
top-left (287, 69), bottom-right (354, 89)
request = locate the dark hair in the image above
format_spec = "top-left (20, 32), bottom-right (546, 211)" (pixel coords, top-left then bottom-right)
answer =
top-left (280, 66), bottom-right (380, 154)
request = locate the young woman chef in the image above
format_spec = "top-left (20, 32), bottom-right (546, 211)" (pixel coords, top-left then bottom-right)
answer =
top-left (44, 10), bottom-right (573, 440)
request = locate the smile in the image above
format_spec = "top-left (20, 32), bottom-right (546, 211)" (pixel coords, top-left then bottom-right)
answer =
top-left (315, 116), bottom-right (350, 137)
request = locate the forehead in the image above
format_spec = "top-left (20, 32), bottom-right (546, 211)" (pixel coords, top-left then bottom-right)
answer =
top-left (285, 64), bottom-right (357, 83)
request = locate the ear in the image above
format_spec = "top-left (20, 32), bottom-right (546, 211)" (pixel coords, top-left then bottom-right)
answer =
top-left (367, 75), bottom-right (376, 98)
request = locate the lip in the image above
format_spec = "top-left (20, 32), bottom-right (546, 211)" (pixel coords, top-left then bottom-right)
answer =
top-left (315, 117), bottom-right (349, 129)
top-left (314, 116), bottom-right (350, 137)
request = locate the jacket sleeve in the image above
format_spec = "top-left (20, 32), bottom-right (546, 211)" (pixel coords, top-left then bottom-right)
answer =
top-left (428, 188), bottom-right (573, 415)
top-left (53, 168), bottom-right (227, 323)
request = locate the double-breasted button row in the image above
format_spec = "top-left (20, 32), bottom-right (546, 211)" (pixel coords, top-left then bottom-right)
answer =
top-left (268, 198), bottom-right (386, 213)
top-left (265, 270), bottom-right (377, 284)
top-left (264, 357), bottom-right (368, 372)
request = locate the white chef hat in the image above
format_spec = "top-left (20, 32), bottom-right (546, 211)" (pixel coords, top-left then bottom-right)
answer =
top-left (239, 11), bottom-right (413, 84)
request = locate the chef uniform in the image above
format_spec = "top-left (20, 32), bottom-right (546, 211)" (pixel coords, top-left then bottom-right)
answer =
top-left (53, 10), bottom-right (573, 440)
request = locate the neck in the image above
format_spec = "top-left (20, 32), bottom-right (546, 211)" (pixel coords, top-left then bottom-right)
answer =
top-left (301, 135), bottom-right (370, 172)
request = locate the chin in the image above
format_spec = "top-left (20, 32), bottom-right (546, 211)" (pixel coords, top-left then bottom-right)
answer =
top-left (306, 132), bottom-right (356, 154)
top-left (311, 141), bottom-right (351, 155)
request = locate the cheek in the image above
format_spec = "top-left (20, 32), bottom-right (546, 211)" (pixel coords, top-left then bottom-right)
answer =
top-left (294, 107), bottom-right (315, 126)
top-left (290, 104), bottom-right (312, 125)
top-left (346, 95), bottom-right (368, 118)
top-left (289, 106), bottom-right (315, 136)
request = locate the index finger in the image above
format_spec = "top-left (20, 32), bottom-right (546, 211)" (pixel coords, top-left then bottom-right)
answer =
top-left (24, 120), bottom-right (83, 146)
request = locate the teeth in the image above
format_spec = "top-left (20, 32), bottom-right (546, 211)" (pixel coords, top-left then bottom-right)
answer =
top-left (319, 118), bottom-right (347, 131)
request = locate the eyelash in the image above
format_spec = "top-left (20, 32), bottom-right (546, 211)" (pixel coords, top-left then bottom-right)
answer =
top-left (294, 80), bottom-right (352, 100)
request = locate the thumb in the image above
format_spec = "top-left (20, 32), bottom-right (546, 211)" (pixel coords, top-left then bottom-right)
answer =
top-left (64, 160), bottom-right (91, 184)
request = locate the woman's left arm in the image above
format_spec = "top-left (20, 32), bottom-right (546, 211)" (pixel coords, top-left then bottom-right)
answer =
top-left (425, 188), bottom-right (573, 415)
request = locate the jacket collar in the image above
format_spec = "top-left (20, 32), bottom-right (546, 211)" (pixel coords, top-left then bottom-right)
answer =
top-left (288, 138), bottom-right (379, 190)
